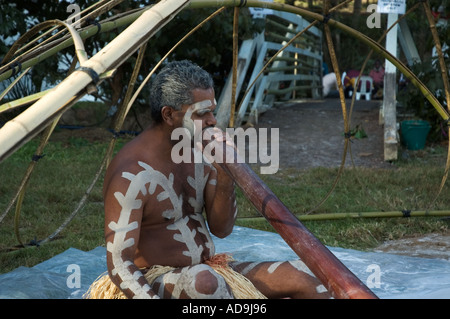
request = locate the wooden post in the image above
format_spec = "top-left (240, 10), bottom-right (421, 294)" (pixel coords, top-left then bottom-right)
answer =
top-left (383, 13), bottom-right (399, 161)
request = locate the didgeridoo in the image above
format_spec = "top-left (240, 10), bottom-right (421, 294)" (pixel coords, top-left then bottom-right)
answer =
top-left (203, 127), bottom-right (378, 299)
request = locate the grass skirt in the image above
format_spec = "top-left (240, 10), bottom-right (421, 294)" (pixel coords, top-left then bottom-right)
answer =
top-left (84, 254), bottom-right (266, 299)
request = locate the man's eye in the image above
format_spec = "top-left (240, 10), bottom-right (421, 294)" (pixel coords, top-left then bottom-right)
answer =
top-left (196, 110), bottom-right (210, 116)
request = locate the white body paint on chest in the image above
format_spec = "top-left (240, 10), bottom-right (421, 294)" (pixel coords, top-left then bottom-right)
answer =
top-left (139, 161), bottom-right (212, 265)
top-left (108, 156), bottom-right (218, 297)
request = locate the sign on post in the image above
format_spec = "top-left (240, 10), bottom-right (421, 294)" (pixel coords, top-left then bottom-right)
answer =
top-left (377, 0), bottom-right (406, 15)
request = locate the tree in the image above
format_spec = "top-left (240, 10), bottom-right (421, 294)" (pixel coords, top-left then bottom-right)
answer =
top-left (0, 1), bottom-right (259, 119)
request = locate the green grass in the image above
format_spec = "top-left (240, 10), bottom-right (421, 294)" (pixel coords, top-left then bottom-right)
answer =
top-left (0, 133), bottom-right (449, 274)
top-left (235, 147), bottom-right (450, 250)
top-left (0, 135), bottom-right (121, 274)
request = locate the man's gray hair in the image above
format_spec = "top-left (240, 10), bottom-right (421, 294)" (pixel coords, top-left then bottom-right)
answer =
top-left (149, 60), bottom-right (214, 123)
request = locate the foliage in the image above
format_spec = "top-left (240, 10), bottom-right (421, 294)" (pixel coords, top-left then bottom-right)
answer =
top-left (397, 21), bottom-right (450, 142)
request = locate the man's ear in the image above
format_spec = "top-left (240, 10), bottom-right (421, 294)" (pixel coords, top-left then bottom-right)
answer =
top-left (161, 106), bottom-right (175, 126)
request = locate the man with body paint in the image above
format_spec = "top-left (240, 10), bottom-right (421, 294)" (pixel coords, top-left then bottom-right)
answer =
top-left (101, 60), bottom-right (330, 299)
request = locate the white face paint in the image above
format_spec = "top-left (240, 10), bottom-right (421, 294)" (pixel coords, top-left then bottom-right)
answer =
top-left (182, 99), bottom-right (216, 137)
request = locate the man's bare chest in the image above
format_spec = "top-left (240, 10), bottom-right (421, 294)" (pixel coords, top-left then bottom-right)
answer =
top-left (127, 161), bottom-right (215, 263)
top-left (134, 161), bottom-right (209, 220)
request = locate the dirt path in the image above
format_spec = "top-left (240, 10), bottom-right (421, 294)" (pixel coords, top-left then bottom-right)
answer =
top-left (373, 233), bottom-right (450, 260)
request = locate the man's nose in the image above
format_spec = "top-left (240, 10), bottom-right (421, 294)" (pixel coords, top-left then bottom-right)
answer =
top-left (204, 112), bottom-right (217, 127)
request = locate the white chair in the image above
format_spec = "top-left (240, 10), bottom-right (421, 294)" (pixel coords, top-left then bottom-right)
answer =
top-left (355, 76), bottom-right (373, 100)
top-left (342, 71), bottom-right (354, 97)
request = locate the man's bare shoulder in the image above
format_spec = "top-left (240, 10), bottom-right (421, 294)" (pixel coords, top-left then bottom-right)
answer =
top-left (104, 133), bottom-right (158, 191)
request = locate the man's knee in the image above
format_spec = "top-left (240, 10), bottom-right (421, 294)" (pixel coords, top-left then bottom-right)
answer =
top-left (182, 264), bottom-right (233, 299)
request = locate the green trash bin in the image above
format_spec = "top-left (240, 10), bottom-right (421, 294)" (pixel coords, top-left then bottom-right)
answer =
top-left (400, 120), bottom-right (431, 150)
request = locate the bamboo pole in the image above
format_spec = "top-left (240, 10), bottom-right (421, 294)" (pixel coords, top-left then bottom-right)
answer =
top-left (0, 70), bottom-right (115, 114)
top-left (2, 0), bottom-right (124, 62)
top-left (12, 117), bottom-right (60, 246)
top-left (0, 0), bottom-right (190, 163)
top-left (1, 19), bottom-right (89, 76)
top-left (0, 88), bottom-right (42, 111)
top-left (3, 0), bottom-right (447, 123)
top-left (0, 68), bottom-right (31, 103)
top-left (228, 7), bottom-right (239, 128)
top-left (2, 0), bottom-right (447, 122)
top-left (0, 7), bottom-right (147, 83)
top-left (422, 1), bottom-right (450, 210)
top-left (238, 210), bottom-right (450, 222)
top-left (39, 43), bottom-right (148, 246)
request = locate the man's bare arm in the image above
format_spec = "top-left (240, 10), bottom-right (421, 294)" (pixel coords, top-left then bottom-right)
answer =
top-left (205, 167), bottom-right (237, 238)
top-left (202, 129), bottom-right (238, 238)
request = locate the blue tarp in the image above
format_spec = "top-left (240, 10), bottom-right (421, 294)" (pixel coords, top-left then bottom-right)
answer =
top-left (1, 226), bottom-right (449, 299)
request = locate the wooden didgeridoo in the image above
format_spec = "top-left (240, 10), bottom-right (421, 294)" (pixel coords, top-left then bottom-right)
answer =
top-left (204, 132), bottom-right (378, 299)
